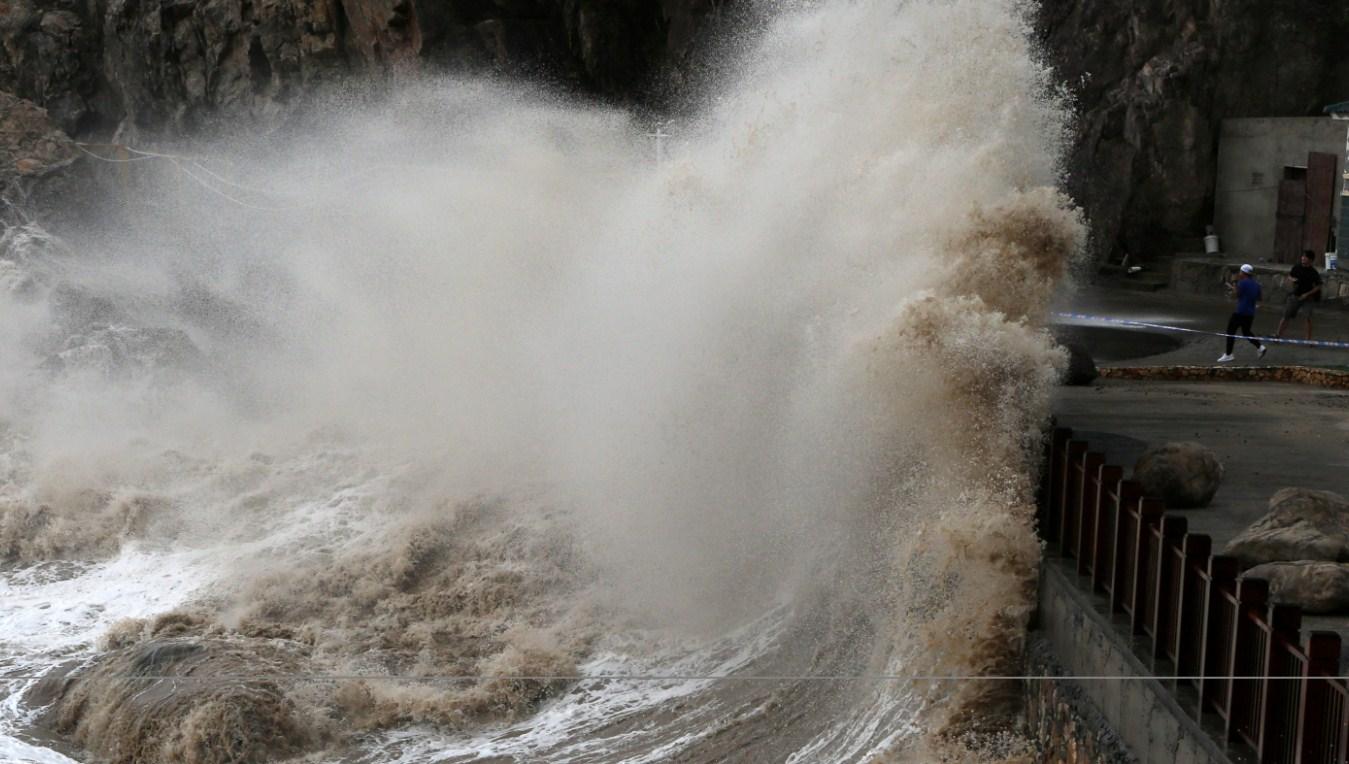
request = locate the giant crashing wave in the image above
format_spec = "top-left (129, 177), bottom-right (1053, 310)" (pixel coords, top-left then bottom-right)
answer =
top-left (0, 0), bottom-right (1083, 762)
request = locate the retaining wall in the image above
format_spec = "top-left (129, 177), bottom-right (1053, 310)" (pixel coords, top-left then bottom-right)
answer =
top-left (1171, 257), bottom-right (1349, 304)
top-left (1034, 558), bottom-right (1246, 764)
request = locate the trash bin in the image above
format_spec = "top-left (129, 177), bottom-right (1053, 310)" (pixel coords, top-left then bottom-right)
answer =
top-left (1204, 234), bottom-right (1221, 255)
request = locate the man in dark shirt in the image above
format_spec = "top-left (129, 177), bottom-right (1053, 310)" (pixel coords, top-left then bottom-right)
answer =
top-left (1275, 251), bottom-right (1323, 340)
top-left (1218, 264), bottom-right (1267, 362)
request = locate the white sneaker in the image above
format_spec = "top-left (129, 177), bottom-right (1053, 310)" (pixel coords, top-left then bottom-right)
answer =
top-left (1217, 354), bottom-right (1235, 363)
top-left (1258, 345), bottom-right (1267, 358)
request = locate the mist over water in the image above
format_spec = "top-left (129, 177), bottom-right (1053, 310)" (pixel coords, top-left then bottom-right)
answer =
top-left (0, 0), bottom-right (1083, 761)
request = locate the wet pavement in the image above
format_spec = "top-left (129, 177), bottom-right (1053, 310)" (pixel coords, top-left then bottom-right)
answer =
top-left (1054, 286), bottom-right (1349, 369)
top-left (1050, 284), bottom-right (1349, 653)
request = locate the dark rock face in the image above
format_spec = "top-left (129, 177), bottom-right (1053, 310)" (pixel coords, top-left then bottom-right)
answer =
top-left (0, 0), bottom-right (728, 142)
top-left (1035, 0), bottom-right (1349, 262)
top-left (0, 91), bottom-right (83, 226)
top-left (3, 0), bottom-right (1347, 258)
top-left (1133, 441), bottom-right (1223, 508)
top-left (0, 2), bottom-right (109, 135)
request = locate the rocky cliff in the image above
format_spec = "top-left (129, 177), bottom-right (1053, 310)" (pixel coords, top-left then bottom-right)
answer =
top-left (0, 0), bottom-right (728, 140)
top-left (0, 0), bottom-right (733, 225)
top-left (1036, 0), bottom-right (1349, 261)
top-left (3, 0), bottom-right (1348, 261)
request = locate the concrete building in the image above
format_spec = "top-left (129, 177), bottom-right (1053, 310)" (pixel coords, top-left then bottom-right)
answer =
top-left (1213, 117), bottom-right (1348, 263)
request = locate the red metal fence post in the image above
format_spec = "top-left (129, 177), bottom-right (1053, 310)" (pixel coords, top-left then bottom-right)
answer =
top-left (1077, 451), bottom-right (1105, 574)
top-left (1226, 577), bottom-right (1270, 743)
top-left (1110, 480), bottom-right (1142, 615)
top-left (1059, 440), bottom-right (1088, 557)
top-left (1198, 555), bottom-right (1240, 716)
top-left (1131, 497), bottom-right (1165, 635)
top-left (1152, 515), bottom-right (1188, 660)
top-left (1044, 428), bottom-right (1072, 544)
top-left (1256, 604), bottom-right (1301, 763)
top-left (1092, 464), bottom-right (1124, 595)
top-left (1295, 631), bottom-right (1342, 763)
top-left (1175, 533), bottom-right (1213, 679)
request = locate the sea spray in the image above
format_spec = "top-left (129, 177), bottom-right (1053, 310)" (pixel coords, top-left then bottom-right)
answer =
top-left (0, 0), bottom-right (1083, 761)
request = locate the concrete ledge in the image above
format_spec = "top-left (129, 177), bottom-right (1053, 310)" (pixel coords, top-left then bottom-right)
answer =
top-left (1171, 257), bottom-right (1349, 305)
top-left (1034, 558), bottom-right (1253, 764)
top-left (1099, 365), bottom-right (1349, 389)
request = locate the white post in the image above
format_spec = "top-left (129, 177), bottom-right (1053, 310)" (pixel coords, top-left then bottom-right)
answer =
top-left (647, 125), bottom-right (669, 166)
top-left (1341, 123), bottom-right (1349, 258)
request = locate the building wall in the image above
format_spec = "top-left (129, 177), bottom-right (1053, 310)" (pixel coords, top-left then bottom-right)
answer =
top-left (1214, 118), bottom-right (1349, 261)
top-left (1170, 256), bottom-right (1349, 303)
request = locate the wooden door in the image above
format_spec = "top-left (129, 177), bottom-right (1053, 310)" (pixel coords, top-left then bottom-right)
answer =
top-left (1304, 151), bottom-right (1338, 255)
top-left (1274, 167), bottom-right (1306, 264)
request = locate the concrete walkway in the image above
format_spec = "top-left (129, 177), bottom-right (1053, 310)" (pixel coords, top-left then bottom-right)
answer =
top-left (1050, 285), bottom-right (1349, 659)
top-left (1053, 285), bottom-right (1349, 368)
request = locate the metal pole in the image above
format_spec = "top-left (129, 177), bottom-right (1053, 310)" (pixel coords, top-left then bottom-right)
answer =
top-left (647, 126), bottom-right (669, 166)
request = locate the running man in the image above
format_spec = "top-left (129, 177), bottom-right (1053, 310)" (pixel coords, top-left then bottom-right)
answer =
top-left (1217, 264), bottom-right (1267, 363)
top-left (1274, 250), bottom-right (1323, 340)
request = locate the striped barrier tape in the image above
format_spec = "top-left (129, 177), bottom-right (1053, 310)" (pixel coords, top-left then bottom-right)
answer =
top-left (1052, 312), bottom-right (1349, 350)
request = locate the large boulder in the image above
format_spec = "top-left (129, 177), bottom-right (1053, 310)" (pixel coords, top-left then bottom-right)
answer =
top-left (1225, 488), bottom-right (1349, 568)
top-left (1132, 442), bottom-right (1222, 508)
top-left (1059, 339), bottom-right (1098, 386)
top-left (1243, 561), bottom-right (1349, 614)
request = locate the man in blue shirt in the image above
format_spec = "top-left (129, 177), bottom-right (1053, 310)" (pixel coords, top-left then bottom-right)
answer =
top-left (1218, 264), bottom-right (1267, 362)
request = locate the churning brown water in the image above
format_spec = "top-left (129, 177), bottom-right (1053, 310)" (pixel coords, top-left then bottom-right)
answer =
top-left (0, 0), bottom-right (1083, 761)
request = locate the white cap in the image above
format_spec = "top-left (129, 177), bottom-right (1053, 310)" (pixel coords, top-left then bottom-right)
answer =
top-left (1240, 264), bottom-right (1254, 274)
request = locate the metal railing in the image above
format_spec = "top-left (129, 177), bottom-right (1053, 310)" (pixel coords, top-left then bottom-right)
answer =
top-left (1040, 426), bottom-right (1349, 764)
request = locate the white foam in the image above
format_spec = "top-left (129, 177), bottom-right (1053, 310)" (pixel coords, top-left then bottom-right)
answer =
top-left (0, 0), bottom-right (1074, 758)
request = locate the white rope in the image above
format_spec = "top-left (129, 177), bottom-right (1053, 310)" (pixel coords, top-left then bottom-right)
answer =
top-left (120, 144), bottom-right (207, 162)
top-left (1054, 312), bottom-right (1349, 350)
top-left (72, 143), bottom-right (160, 163)
top-left (173, 160), bottom-right (317, 213)
top-left (187, 159), bottom-right (304, 199)
top-left (76, 142), bottom-right (320, 211)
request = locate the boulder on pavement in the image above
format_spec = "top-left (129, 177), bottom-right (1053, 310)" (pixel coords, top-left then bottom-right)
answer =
top-left (1243, 561), bottom-right (1349, 613)
top-left (1060, 340), bottom-right (1098, 386)
top-left (1225, 488), bottom-right (1349, 568)
top-left (1133, 441), bottom-right (1222, 508)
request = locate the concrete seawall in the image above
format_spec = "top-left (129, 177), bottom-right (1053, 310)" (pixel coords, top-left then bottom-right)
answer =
top-left (1024, 633), bottom-right (1135, 764)
top-left (1030, 558), bottom-right (1248, 764)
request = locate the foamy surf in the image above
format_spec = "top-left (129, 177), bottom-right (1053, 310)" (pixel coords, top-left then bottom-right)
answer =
top-left (365, 609), bottom-right (796, 763)
top-left (1, 551), bottom-right (207, 764)
top-left (0, 0), bottom-right (1082, 760)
